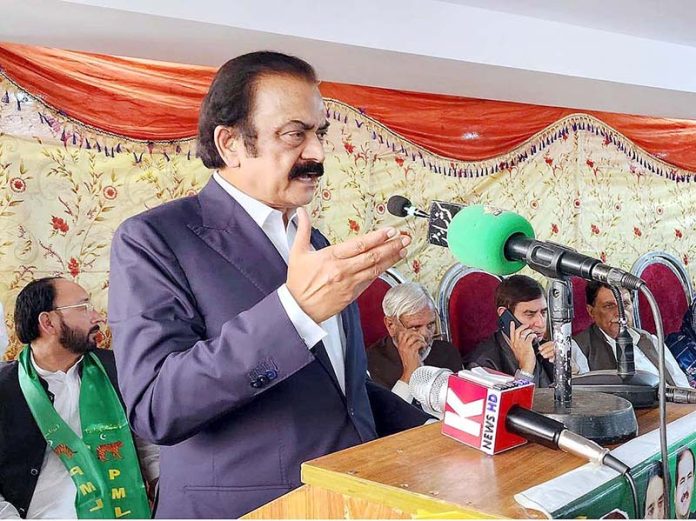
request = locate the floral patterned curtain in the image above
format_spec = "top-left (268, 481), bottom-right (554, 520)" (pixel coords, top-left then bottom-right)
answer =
top-left (1, 46), bottom-right (695, 359)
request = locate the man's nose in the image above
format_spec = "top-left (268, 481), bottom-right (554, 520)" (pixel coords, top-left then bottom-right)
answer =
top-left (532, 315), bottom-right (545, 329)
top-left (301, 133), bottom-right (325, 163)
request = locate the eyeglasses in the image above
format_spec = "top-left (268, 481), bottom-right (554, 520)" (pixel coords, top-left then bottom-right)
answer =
top-left (53, 302), bottom-right (96, 313)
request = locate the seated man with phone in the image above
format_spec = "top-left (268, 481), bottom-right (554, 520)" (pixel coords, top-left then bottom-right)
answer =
top-left (464, 274), bottom-right (554, 387)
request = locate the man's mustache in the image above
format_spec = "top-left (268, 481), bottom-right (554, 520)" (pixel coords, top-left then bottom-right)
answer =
top-left (89, 326), bottom-right (100, 335)
top-left (289, 161), bottom-right (324, 179)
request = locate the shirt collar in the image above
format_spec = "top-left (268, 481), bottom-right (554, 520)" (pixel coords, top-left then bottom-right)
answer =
top-left (213, 171), bottom-right (298, 230)
top-left (30, 348), bottom-right (83, 379)
top-left (599, 326), bottom-right (639, 345)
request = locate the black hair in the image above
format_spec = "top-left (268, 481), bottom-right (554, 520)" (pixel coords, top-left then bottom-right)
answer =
top-left (585, 281), bottom-right (613, 306)
top-left (14, 277), bottom-right (62, 344)
top-left (197, 51), bottom-right (317, 168)
top-left (495, 274), bottom-right (544, 313)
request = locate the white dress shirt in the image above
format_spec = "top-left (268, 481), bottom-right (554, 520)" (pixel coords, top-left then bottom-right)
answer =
top-left (571, 327), bottom-right (690, 387)
top-left (0, 353), bottom-right (159, 519)
top-left (213, 172), bottom-right (347, 393)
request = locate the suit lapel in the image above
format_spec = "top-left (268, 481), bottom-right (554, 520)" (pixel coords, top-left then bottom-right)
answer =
top-left (188, 178), bottom-right (287, 295)
top-left (190, 186), bottom-right (349, 396)
top-left (340, 303), bottom-right (359, 401)
top-left (590, 324), bottom-right (619, 369)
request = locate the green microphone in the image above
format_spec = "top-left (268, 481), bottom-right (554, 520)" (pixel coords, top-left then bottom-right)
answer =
top-left (446, 204), bottom-right (644, 289)
top-left (447, 204), bottom-right (534, 275)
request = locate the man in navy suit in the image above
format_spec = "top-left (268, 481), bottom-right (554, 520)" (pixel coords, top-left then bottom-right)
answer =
top-left (108, 51), bottom-right (430, 518)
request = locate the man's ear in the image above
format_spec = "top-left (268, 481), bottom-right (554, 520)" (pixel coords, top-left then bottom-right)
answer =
top-left (384, 316), bottom-right (397, 337)
top-left (38, 311), bottom-right (57, 336)
top-left (496, 306), bottom-right (507, 318)
top-left (213, 125), bottom-right (242, 168)
top-left (586, 304), bottom-right (595, 319)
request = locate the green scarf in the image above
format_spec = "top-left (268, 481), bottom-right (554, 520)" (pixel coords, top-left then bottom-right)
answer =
top-left (18, 347), bottom-right (151, 519)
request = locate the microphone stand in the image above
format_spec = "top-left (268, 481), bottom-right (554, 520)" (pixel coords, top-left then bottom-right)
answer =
top-left (532, 276), bottom-right (638, 444)
top-left (640, 286), bottom-right (672, 518)
top-left (512, 246), bottom-right (668, 510)
top-left (611, 286), bottom-right (635, 378)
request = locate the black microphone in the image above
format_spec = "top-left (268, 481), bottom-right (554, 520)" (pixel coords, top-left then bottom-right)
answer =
top-left (505, 406), bottom-right (629, 474)
top-left (387, 195), bottom-right (429, 219)
top-left (615, 324), bottom-right (636, 378)
top-left (503, 237), bottom-right (645, 291)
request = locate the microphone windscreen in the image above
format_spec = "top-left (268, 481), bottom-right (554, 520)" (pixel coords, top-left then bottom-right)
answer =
top-left (387, 195), bottom-right (411, 217)
top-left (447, 204), bottom-right (535, 275)
top-left (409, 366), bottom-right (452, 417)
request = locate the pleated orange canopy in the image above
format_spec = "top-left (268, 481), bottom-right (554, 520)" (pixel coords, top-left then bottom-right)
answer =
top-left (2, 42), bottom-right (695, 171)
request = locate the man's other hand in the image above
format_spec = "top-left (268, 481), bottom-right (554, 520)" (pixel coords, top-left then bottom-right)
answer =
top-left (394, 329), bottom-right (424, 383)
top-left (538, 340), bottom-right (555, 363)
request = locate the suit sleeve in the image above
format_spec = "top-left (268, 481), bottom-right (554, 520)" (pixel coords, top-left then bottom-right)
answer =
top-left (108, 217), bottom-right (315, 445)
top-left (365, 379), bottom-right (432, 436)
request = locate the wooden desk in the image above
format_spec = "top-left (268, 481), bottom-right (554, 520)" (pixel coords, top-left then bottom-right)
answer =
top-left (244, 405), bottom-right (695, 519)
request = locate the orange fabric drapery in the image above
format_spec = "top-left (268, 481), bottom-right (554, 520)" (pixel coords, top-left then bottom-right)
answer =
top-left (0, 43), bottom-right (214, 140)
top-left (2, 41), bottom-right (696, 172)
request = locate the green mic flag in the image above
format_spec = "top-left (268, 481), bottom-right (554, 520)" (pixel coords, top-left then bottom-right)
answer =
top-left (447, 204), bottom-right (535, 275)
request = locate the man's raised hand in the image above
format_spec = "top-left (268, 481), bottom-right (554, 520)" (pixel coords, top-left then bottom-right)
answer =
top-left (287, 207), bottom-right (410, 323)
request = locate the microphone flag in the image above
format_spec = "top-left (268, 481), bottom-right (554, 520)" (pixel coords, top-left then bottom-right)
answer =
top-left (442, 369), bottom-right (535, 455)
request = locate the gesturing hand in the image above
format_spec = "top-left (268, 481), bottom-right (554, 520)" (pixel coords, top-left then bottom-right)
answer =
top-left (287, 207), bottom-right (411, 324)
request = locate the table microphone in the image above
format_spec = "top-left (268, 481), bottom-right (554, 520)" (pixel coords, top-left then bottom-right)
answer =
top-left (409, 366), bottom-right (630, 474)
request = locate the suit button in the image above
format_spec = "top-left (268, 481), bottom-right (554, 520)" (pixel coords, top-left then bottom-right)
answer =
top-left (349, 407), bottom-right (355, 416)
top-left (19, 508), bottom-right (26, 514)
top-left (30, 468), bottom-right (39, 476)
top-left (258, 375), bottom-right (269, 386)
top-left (265, 369), bottom-right (277, 380)
top-left (250, 379), bottom-right (262, 388)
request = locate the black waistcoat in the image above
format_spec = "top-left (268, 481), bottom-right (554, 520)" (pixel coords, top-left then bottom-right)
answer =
top-left (0, 349), bottom-right (120, 518)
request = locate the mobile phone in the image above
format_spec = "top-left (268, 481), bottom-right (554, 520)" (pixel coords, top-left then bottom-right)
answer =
top-left (497, 308), bottom-right (541, 352)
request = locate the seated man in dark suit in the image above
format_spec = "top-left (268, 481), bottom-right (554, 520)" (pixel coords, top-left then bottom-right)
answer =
top-left (465, 275), bottom-right (554, 387)
top-left (367, 283), bottom-right (462, 402)
top-left (571, 281), bottom-right (689, 386)
top-left (666, 297), bottom-right (696, 387)
top-left (0, 277), bottom-right (158, 519)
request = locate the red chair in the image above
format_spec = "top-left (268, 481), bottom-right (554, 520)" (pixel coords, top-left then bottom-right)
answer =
top-left (631, 251), bottom-right (694, 336)
top-left (545, 277), bottom-right (592, 336)
top-left (570, 277), bottom-right (593, 336)
top-left (437, 264), bottom-right (501, 358)
top-left (357, 268), bottom-right (407, 349)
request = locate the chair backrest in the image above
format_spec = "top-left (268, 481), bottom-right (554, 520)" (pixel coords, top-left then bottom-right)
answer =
top-left (545, 277), bottom-right (593, 337)
top-left (437, 264), bottom-right (502, 358)
top-left (570, 277), bottom-right (593, 336)
top-left (631, 251), bottom-right (695, 336)
top-left (357, 268), bottom-right (407, 349)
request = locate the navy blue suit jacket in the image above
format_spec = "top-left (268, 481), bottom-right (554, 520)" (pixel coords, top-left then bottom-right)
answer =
top-left (108, 178), bottom-right (428, 518)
